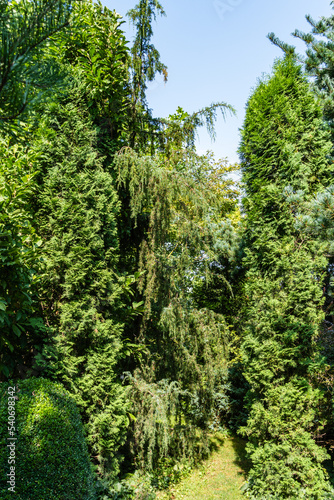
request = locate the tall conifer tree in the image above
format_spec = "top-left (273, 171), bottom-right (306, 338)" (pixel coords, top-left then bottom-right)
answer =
top-left (32, 85), bottom-right (129, 480)
top-left (239, 56), bottom-right (333, 498)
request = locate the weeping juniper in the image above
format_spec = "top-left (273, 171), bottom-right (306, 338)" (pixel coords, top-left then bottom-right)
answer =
top-left (114, 147), bottom-right (240, 474)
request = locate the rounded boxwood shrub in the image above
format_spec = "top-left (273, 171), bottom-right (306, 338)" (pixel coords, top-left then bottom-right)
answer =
top-left (0, 377), bottom-right (95, 499)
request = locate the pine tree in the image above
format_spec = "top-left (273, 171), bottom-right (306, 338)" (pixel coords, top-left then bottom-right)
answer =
top-left (239, 56), bottom-right (333, 498)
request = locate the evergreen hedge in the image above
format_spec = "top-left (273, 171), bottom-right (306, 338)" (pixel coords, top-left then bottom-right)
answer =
top-left (0, 377), bottom-right (95, 500)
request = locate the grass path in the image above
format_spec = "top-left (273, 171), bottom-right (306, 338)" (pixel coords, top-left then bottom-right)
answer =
top-left (157, 436), bottom-right (250, 500)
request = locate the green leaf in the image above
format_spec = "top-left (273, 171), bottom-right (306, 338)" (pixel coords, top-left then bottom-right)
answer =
top-left (127, 412), bottom-right (137, 422)
top-left (12, 324), bottom-right (22, 337)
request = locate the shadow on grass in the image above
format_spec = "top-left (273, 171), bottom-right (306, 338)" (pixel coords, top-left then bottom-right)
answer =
top-left (208, 432), bottom-right (226, 453)
top-left (230, 435), bottom-right (251, 477)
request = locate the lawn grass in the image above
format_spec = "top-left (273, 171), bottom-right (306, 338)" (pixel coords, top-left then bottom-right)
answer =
top-left (157, 435), bottom-right (250, 500)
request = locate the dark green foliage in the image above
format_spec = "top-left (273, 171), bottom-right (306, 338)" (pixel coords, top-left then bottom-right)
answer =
top-left (244, 382), bottom-right (330, 499)
top-left (240, 57), bottom-right (331, 197)
top-left (0, 0), bottom-right (242, 493)
top-left (283, 184), bottom-right (334, 455)
top-left (31, 85), bottom-right (129, 480)
top-left (0, 139), bottom-right (44, 380)
top-left (270, 10), bottom-right (334, 467)
top-left (95, 471), bottom-right (156, 499)
top-left (0, 377), bottom-right (95, 500)
top-left (59, 0), bottom-right (131, 150)
top-left (239, 57), bottom-right (333, 498)
top-left (192, 216), bottom-right (245, 342)
top-left (0, 0), bottom-right (74, 128)
top-left (114, 147), bottom-right (240, 476)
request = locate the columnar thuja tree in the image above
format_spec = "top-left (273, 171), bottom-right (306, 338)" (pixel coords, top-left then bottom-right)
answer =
top-left (27, 1), bottom-right (133, 482)
top-left (239, 56), bottom-right (333, 498)
top-left (31, 87), bottom-right (129, 480)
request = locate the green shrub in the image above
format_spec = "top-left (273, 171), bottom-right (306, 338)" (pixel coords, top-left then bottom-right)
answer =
top-left (242, 381), bottom-right (331, 499)
top-left (0, 377), bottom-right (95, 500)
top-left (95, 471), bottom-right (156, 500)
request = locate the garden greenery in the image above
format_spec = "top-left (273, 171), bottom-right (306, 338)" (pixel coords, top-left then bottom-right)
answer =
top-left (0, 1), bottom-right (334, 499)
top-left (0, 378), bottom-right (95, 500)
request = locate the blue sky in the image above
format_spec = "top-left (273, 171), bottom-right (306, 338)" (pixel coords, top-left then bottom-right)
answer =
top-left (103, 0), bottom-right (333, 164)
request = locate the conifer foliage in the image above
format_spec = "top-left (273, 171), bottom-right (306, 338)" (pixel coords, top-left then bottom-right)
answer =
top-left (32, 89), bottom-right (129, 480)
top-left (239, 56), bottom-right (334, 498)
top-left (3, 0), bottom-right (334, 498)
top-left (269, 2), bottom-right (334, 145)
top-left (115, 148), bottom-right (239, 475)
